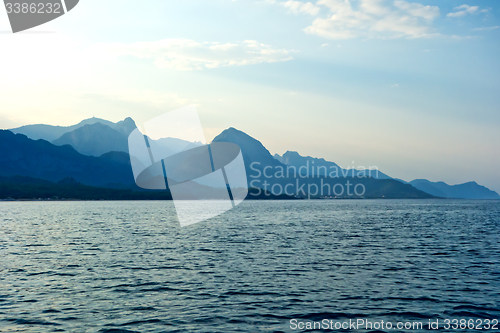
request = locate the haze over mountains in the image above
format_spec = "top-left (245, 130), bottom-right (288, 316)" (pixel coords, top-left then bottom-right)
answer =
top-left (409, 179), bottom-right (500, 200)
top-left (11, 117), bottom-right (119, 142)
top-left (53, 123), bottom-right (130, 157)
top-left (13, 117), bottom-right (136, 157)
top-left (213, 128), bottom-right (432, 199)
top-left (274, 151), bottom-right (392, 180)
top-left (2, 117), bottom-right (499, 200)
top-left (0, 130), bottom-right (134, 187)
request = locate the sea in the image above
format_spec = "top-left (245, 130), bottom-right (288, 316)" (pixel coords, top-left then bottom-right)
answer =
top-left (0, 200), bottom-right (499, 333)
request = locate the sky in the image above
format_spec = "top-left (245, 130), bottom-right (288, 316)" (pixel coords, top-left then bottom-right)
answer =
top-left (0, 0), bottom-right (499, 193)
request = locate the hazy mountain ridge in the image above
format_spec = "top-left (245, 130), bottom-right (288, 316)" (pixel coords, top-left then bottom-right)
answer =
top-left (10, 117), bottom-right (116, 142)
top-left (3, 117), bottom-right (499, 199)
top-left (112, 117), bottom-right (137, 137)
top-left (274, 151), bottom-right (392, 179)
top-left (213, 127), bottom-right (283, 170)
top-left (410, 179), bottom-right (500, 200)
top-left (212, 127), bottom-right (433, 199)
top-left (52, 123), bottom-right (129, 157)
top-left (0, 130), bottom-right (135, 187)
top-left (46, 117), bottom-right (202, 158)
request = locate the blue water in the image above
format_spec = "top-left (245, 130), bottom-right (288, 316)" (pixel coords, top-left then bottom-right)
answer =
top-left (0, 200), bottom-right (499, 332)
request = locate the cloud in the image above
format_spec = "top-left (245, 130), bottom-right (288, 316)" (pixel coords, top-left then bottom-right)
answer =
top-left (393, 0), bottom-right (439, 20)
top-left (281, 0), bottom-right (321, 15)
top-left (473, 26), bottom-right (500, 31)
top-left (447, 4), bottom-right (479, 18)
top-left (91, 39), bottom-right (294, 71)
top-left (304, 0), bottom-right (441, 40)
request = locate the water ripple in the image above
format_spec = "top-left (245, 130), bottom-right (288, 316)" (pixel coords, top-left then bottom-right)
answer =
top-left (0, 200), bottom-right (499, 332)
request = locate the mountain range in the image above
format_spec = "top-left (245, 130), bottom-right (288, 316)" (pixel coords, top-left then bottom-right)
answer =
top-left (11, 117), bottom-right (121, 142)
top-left (409, 179), bottom-right (500, 200)
top-left (213, 128), bottom-right (432, 199)
top-left (0, 130), bottom-right (134, 188)
top-left (274, 151), bottom-right (392, 179)
top-left (2, 117), bottom-right (499, 200)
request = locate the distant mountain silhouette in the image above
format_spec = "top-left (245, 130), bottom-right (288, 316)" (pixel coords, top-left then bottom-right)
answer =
top-left (274, 151), bottom-right (392, 179)
top-left (213, 127), bottom-right (284, 170)
top-left (0, 130), bottom-right (239, 199)
top-left (275, 151), bottom-right (340, 169)
top-left (49, 117), bottom-right (201, 158)
top-left (112, 117), bottom-right (137, 137)
top-left (212, 127), bottom-right (433, 199)
top-left (10, 117), bottom-right (116, 141)
top-left (4, 117), bottom-right (499, 200)
top-left (52, 123), bottom-right (129, 157)
top-left (0, 130), bottom-right (134, 187)
top-left (410, 179), bottom-right (500, 199)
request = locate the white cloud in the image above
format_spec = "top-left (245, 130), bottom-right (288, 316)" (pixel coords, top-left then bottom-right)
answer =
top-left (450, 34), bottom-right (474, 40)
top-left (473, 26), bottom-right (500, 31)
top-left (91, 39), bottom-right (294, 71)
top-left (209, 43), bottom-right (238, 51)
top-left (281, 1), bottom-right (321, 15)
top-left (447, 4), bottom-right (479, 18)
top-left (265, 0), bottom-right (321, 15)
top-left (394, 0), bottom-right (439, 20)
top-left (304, 0), bottom-right (440, 40)
top-left (359, 0), bottom-right (390, 15)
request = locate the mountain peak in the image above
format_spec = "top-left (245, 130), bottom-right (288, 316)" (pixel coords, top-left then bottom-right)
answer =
top-left (52, 122), bottom-right (128, 157)
top-left (113, 117), bottom-right (137, 136)
top-left (284, 150), bottom-right (300, 156)
top-left (76, 117), bottom-right (115, 127)
top-left (283, 151), bottom-right (328, 163)
top-left (214, 127), bottom-right (264, 145)
top-left (213, 128), bottom-right (283, 168)
top-left (281, 150), bottom-right (340, 169)
top-left (217, 127), bottom-right (247, 138)
top-left (83, 122), bottom-right (108, 129)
